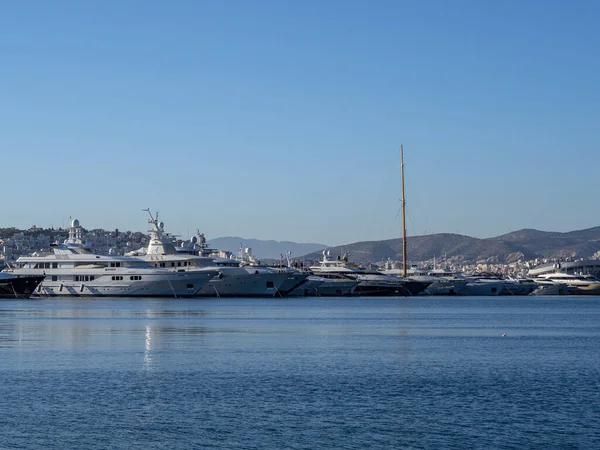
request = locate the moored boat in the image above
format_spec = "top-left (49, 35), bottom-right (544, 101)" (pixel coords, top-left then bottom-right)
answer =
top-left (129, 211), bottom-right (303, 297)
top-left (5, 219), bottom-right (217, 297)
top-left (532, 272), bottom-right (600, 295)
top-left (0, 272), bottom-right (45, 299)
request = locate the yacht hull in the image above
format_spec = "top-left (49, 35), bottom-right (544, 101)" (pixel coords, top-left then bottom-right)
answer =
top-left (354, 280), bottom-right (430, 296)
top-left (195, 271), bottom-right (296, 297)
top-left (398, 280), bottom-right (431, 296)
top-left (277, 272), bottom-right (310, 296)
top-left (32, 271), bottom-right (217, 297)
top-left (419, 280), bottom-right (468, 296)
top-left (316, 280), bottom-right (358, 296)
top-left (462, 281), bottom-right (504, 296)
top-left (287, 277), bottom-right (324, 296)
top-left (529, 283), bottom-right (570, 296)
top-left (0, 275), bottom-right (45, 299)
top-left (500, 282), bottom-right (538, 296)
top-left (570, 284), bottom-right (600, 295)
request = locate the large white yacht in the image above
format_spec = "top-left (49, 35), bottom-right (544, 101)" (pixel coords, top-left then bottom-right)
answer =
top-left (5, 219), bottom-right (218, 297)
top-left (128, 210), bottom-right (303, 297)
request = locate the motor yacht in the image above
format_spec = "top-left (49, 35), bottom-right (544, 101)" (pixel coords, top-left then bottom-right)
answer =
top-left (462, 274), bottom-right (506, 296)
top-left (288, 274), bottom-right (359, 297)
top-left (236, 247), bottom-right (309, 296)
top-left (127, 211), bottom-right (303, 297)
top-left (310, 250), bottom-right (430, 296)
top-left (533, 272), bottom-right (600, 295)
top-left (382, 263), bottom-right (468, 296)
top-left (5, 219), bottom-right (217, 297)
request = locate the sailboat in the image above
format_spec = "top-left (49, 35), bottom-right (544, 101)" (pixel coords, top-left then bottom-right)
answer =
top-left (377, 145), bottom-right (432, 295)
top-left (309, 145), bottom-right (430, 296)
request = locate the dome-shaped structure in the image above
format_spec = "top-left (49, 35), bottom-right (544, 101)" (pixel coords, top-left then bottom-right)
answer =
top-left (72, 219), bottom-right (80, 228)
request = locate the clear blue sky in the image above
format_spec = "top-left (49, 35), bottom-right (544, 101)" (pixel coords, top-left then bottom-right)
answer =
top-left (2, 0), bottom-right (599, 246)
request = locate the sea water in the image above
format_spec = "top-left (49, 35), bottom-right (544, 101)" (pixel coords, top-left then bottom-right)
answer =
top-left (0, 296), bottom-right (599, 449)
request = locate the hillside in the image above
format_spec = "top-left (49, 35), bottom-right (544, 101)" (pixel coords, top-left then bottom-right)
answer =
top-left (295, 226), bottom-right (600, 264)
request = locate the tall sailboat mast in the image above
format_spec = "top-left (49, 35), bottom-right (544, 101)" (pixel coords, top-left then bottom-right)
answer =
top-left (400, 145), bottom-right (407, 277)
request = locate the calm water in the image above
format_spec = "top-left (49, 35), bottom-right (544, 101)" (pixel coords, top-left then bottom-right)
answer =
top-left (1, 296), bottom-right (599, 449)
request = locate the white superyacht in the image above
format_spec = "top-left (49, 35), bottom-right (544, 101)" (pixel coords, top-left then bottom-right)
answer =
top-left (5, 219), bottom-right (218, 297)
top-left (128, 210), bottom-right (301, 297)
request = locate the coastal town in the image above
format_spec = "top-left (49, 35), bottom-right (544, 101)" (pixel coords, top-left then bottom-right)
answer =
top-left (3, 222), bottom-right (600, 276)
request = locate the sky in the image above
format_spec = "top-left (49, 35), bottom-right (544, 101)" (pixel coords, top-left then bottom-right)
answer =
top-left (1, 0), bottom-right (599, 246)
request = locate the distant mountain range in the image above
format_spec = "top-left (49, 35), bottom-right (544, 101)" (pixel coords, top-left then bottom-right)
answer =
top-left (210, 227), bottom-right (600, 264)
top-left (206, 237), bottom-right (328, 260)
top-left (297, 227), bottom-right (600, 264)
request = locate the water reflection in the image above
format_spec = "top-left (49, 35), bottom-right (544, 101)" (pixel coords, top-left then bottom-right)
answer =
top-left (143, 325), bottom-right (152, 369)
top-left (0, 303), bottom-right (260, 352)
top-left (1, 298), bottom-right (599, 354)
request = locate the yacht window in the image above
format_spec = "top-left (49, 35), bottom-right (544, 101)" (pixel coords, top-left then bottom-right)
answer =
top-left (51, 276), bottom-right (57, 281)
top-left (178, 262), bottom-right (181, 267)
top-left (52, 263), bottom-right (58, 268)
top-left (171, 262), bottom-right (175, 267)
top-left (266, 281), bottom-right (274, 288)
